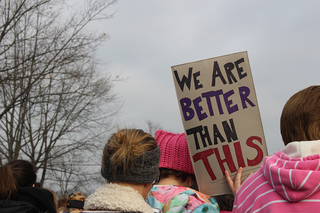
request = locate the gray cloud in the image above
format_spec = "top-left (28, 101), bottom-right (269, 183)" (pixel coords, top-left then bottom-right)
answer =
top-left (95, 0), bottom-right (320, 154)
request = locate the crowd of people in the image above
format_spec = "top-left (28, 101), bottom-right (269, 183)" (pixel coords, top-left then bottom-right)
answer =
top-left (1, 85), bottom-right (320, 213)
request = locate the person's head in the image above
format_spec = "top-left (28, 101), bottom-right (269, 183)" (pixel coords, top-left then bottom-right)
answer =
top-left (213, 194), bottom-right (234, 211)
top-left (281, 86), bottom-right (320, 145)
top-left (0, 160), bottom-right (37, 199)
top-left (101, 129), bottom-right (160, 196)
top-left (67, 192), bottom-right (86, 211)
top-left (155, 130), bottom-right (195, 186)
top-left (58, 197), bottom-right (68, 208)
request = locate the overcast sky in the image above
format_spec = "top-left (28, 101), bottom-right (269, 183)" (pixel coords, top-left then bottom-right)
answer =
top-left (92, 0), bottom-right (320, 155)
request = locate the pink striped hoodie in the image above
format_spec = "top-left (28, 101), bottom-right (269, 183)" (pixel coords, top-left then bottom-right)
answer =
top-left (233, 140), bottom-right (320, 213)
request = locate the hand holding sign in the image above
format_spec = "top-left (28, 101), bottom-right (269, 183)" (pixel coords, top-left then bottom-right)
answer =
top-left (225, 167), bottom-right (253, 196)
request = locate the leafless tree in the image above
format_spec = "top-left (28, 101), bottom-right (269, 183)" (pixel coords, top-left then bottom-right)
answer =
top-left (45, 148), bottom-right (106, 198)
top-left (145, 120), bottom-right (163, 137)
top-left (0, 0), bottom-right (120, 191)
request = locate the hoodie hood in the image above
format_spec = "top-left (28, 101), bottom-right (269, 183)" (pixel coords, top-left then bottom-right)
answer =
top-left (261, 150), bottom-right (320, 202)
top-left (282, 140), bottom-right (320, 158)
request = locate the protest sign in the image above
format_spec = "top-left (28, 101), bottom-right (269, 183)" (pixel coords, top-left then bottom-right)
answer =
top-left (172, 51), bottom-right (268, 196)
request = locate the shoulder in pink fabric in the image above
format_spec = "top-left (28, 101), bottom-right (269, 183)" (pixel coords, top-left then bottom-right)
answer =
top-left (233, 151), bottom-right (320, 213)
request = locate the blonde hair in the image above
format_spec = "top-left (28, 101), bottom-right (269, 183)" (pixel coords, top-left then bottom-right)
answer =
top-left (281, 86), bottom-right (320, 145)
top-left (66, 192), bottom-right (86, 210)
top-left (102, 129), bottom-right (158, 175)
top-left (68, 192), bottom-right (86, 202)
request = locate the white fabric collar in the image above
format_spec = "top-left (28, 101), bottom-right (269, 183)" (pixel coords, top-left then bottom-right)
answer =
top-left (84, 183), bottom-right (154, 213)
top-left (281, 140), bottom-right (320, 158)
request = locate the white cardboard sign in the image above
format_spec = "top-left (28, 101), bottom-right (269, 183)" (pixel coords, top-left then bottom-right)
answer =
top-left (172, 51), bottom-right (268, 196)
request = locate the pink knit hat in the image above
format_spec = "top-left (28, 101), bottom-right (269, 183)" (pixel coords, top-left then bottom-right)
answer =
top-left (155, 130), bottom-right (194, 174)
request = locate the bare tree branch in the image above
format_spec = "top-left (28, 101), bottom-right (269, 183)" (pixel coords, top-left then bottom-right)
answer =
top-left (0, 0), bottom-right (120, 193)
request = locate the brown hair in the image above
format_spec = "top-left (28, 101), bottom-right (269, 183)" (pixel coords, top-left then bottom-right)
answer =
top-left (103, 129), bottom-right (158, 175)
top-left (0, 160), bottom-right (37, 199)
top-left (281, 86), bottom-right (320, 145)
top-left (159, 168), bottom-right (196, 183)
top-left (58, 197), bottom-right (68, 208)
top-left (214, 194), bottom-right (234, 211)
